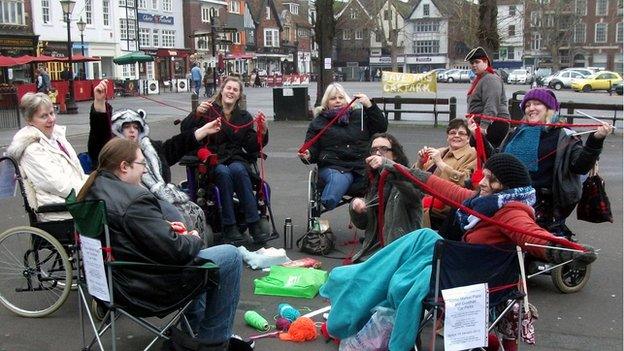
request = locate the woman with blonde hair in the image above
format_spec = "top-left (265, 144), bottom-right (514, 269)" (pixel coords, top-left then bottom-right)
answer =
top-left (7, 92), bottom-right (87, 220)
top-left (298, 83), bottom-right (387, 210)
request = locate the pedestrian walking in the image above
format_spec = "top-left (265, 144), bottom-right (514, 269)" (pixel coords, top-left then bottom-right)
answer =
top-left (191, 63), bottom-right (202, 96)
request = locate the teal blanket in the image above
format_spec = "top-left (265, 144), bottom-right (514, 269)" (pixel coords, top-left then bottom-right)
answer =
top-left (320, 229), bottom-right (441, 351)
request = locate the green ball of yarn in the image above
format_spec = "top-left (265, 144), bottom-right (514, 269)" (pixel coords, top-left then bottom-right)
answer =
top-left (244, 310), bottom-right (270, 331)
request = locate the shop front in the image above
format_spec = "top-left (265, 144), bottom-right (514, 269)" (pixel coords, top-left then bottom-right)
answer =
top-left (151, 48), bottom-right (190, 91)
top-left (403, 55), bottom-right (448, 73)
top-left (0, 34), bottom-right (38, 84)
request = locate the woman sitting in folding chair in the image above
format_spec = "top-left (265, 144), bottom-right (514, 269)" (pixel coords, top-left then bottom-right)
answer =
top-left (320, 153), bottom-right (596, 351)
top-left (77, 138), bottom-right (243, 350)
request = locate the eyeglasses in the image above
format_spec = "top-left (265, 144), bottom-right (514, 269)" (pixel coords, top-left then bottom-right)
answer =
top-left (448, 130), bottom-right (469, 137)
top-left (370, 146), bottom-right (392, 155)
top-left (133, 161), bottom-right (147, 167)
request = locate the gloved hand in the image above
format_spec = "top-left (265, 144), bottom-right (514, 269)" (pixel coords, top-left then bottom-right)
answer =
top-left (546, 243), bottom-right (597, 265)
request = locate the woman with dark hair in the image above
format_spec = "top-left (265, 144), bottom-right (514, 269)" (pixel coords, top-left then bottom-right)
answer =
top-left (348, 133), bottom-right (423, 261)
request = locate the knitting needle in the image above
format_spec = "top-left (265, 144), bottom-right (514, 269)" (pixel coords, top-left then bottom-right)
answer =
top-left (302, 305), bottom-right (331, 319)
top-left (525, 242), bottom-right (588, 253)
top-left (576, 110), bottom-right (619, 129)
top-left (571, 129), bottom-right (597, 136)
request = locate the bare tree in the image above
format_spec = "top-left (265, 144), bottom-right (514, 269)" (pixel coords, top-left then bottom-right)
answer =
top-left (478, 0), bottom-right (501, 53)
top-left (314, 0), bottom-right (336, 106)
top-left (370, 0), bottom-right (407, 72)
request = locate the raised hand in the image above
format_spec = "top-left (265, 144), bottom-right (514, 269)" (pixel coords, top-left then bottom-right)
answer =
top-left (93, 79), bottom-right (108, 112)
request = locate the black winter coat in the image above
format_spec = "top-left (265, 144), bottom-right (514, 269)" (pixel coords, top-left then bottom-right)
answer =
top-left (180, 105), bottom-right (268, 165)
top-left (304, 103), bottom-right (387, 177)
top-left (88, 103), bottom-right (202, 183)
top-left (85, 171), bottom-right (207, 316)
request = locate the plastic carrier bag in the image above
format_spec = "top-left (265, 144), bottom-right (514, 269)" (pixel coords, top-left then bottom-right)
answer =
top-left (339, 306), bottom-right (396, 351)
top-left (253, 265), bottom-right (328, 299)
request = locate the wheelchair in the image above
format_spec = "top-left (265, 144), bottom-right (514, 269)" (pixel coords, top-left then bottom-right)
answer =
top-left (179, 154), bottom-right (279, 246)
top-left (306, 166), bottom-right (367, 231)
top-left (0, 156), bottom-right (77, 317)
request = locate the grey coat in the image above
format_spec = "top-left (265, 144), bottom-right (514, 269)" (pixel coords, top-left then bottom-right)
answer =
top-left (467, 73), bottom-right (510, 127)
top-left (349, 165), bottom-right (423, 262)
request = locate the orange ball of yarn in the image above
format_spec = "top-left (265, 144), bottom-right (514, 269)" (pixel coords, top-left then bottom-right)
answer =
top-left (278, 317), bottom-right (317, 342)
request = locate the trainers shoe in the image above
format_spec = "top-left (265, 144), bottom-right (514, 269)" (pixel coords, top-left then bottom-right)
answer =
top-left (229, 334), bottom-right (254, 350)
top-left (221, 225), bottom-right (248, 246)
top-left (248, 218), bottom-right (274, 244)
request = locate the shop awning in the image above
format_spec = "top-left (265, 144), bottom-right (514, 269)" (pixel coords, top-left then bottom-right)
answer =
top-left (0, 54), bottom-right (101, 67)
top-left (113, 51), bottom-right (154, 65)
top-left (225, 52), bottom-right (255, 60)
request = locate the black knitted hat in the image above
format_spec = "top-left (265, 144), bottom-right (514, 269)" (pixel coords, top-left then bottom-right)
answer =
top-left (484, 153), bottom-right (532, 189)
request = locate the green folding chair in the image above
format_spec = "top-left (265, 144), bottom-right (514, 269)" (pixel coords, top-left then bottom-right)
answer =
top-left (65, 190), bottom-right (219, 351)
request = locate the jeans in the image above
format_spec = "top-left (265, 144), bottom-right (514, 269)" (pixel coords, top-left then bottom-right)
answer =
top-left (185, 244), bottom-right (242, 343)
top-left (319, 167), bottom-right (354, 210)
top-left (213, 162), bottom-right (259, 226)
top-left (193, 80), bottom-right (201, 95)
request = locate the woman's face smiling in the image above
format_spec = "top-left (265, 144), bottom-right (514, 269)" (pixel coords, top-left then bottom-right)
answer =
top-left (524, 99), bottom-right (549, 123)
top-left (327, 92), bottom-right (347, 109)
top-left (221, 81), bottom-right (241, 106)
top-left (30, 104), bottom-right (56, 138)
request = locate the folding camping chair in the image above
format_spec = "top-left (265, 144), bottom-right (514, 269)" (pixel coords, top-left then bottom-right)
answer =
top-left (417, 240), bottom-right (529, 351)
top-left (65, 190), bottom-right (219, 351)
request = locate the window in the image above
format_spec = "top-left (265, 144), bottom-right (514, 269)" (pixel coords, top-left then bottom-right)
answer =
top-left (423, 4), bottom-right (430, 16)
top-left (229, 1), bottom-right (240, 14)
top-left (415, 20), bottom-right (439, 32)
top-left (232, 32), bottom-right (240, 44)
top-left (595, 23), bottom-right (607, 42)
top-left (290, 3), bottom-right (299, 15)
top-left (139, 28), bottom-right (151, 47)
top-left (350, 9), bottom-right (356, 19)
top-left (127, 19), bottom-right (136, 40)
top-left (119, 19), bottom-right (128, 39)
top-left (509, 5), bottom-right (516, 16)
top-left (197, 37), bottom-right (208, 50)
top-left (122, 63), bottom-right (136, 78)
top-left (0, 0), bottom-right (25, 25)
top-left (573, 23), bottom-right (586, 43)
top-left (146, 62), bottom-right (154, 80)
top-left (355, 29), bottom-right (363, 40)
top-left (263, 28), bottom-right (279, 47)
top-left (120, 0), bottom-right (135, 6)
top-left (545, 14), bottom-right (554, 27)
top-left (284, 27), bottom-right (291, 40)
top-left (414, 40), bottom-right (439, 54)
top-left (202, 7), bottom-right (211, 22)
top-left (103, 0), bottom-right (110, 26)
top-left (138, 0), bottom-right (147, 8)
top-left (41, 0), bottom-right (50, 23)
top-left (384, 9), bottom-right (390, 20)
top-left (85, 0), bottom-right (92, 25)
top-left (531, 32), bottom-right (541, 50)
top-left (266, 6), bottom-right (271, 20)
top-left (162, 29), bottom-right (175, 47)
top-left (152, 0), bottom-right (158, 10)
top-left (162, 0), bottom-right (171, 12)
top-left (530, 11), bottom-right (541, 27)
top-left (152, 29), bottom-right (159, 47)
top-left (507, 47), bottom-right (515, 60)
top-left (508, 25), bottom-right (515, 36)
top-left (342, 29), bottom-right (350, 40)
top-left (575, 0), bottom-right (587, 15)
top-left (298, 28), bottom-right (307, 37)
top-left (617, 22), bottom-right (623, 43)
top-left (596, 0), bottom-right (608, 15)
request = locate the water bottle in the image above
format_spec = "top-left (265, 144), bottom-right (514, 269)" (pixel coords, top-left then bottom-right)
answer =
top-left (283, 218), bottom-right (293, 249)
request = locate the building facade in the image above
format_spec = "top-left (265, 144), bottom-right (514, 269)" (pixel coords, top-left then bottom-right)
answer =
top-left (494, 0), bottom-right (524, 69)
top-left (403, 0), bottom-right (448, 73)
top-left (0, 0), bottom-right (37, 82)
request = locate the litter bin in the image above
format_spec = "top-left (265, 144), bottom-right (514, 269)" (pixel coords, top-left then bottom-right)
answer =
top-left (273, 86), bottom-right (309, 121)
top-left (508, 90), bottom-right (526, 121)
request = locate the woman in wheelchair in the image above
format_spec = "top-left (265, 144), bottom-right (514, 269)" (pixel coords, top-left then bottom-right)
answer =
top-left (298, 83), bottom-right (387, 210)
top-left (469, 88), bottom-right (614, 237)
top-left (320, 153), bottom-right (596, 351)
top-left (89, 80), bottom-right (221, 243)
top-left (77, 138), bottom-right (242, 350)
top-left (348, 133), bottom-right (423, 262)
top-left (7, 92), bottom-right (87, 221)
top-left (181, 76), bottom-right (272, 246)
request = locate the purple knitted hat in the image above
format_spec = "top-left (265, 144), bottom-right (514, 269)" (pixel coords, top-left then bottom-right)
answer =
top-left (520, 88), bottom-right (560, 112)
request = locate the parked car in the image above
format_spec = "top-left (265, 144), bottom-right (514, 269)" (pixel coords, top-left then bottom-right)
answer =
top-left (611, 80), bottom-right (623, 95)
top-left (494, 69), bottom-right (509, 83)
top-left (533, 68), bottom-right (553, 86)
top-left (446, 69), bottom-right (471, 83)
top-left (570, 71), bottom-right (622, 92)
top-left (439, 69), bottom-right (457, 82)
top-left (566, 68), bottom-right (594, 77)
top-left (507, 69), bottom-right (533, 84)
top-left (428, 68), bottom-right (448, 82)
top-left (543, 70), bottom-right (589, 90)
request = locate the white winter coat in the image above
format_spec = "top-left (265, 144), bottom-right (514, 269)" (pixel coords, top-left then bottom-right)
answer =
top-left (6, 125), bottom-right (87, 221)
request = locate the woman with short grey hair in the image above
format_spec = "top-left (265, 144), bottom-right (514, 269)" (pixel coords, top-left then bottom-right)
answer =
top-left (7, 92), bottom-right (87, 221)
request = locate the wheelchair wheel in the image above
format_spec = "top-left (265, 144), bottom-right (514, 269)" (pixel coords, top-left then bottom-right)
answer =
top-left (551, 262), bottom-right (591, 294)
top-left (0, 226), bottom-right (72, 317)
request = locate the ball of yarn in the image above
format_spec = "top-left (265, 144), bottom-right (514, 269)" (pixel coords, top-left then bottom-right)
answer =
top-left (244, 310), bottom-right (269, 331)
top-left (278, 317), bottom-right (317, 342)
top-left (278, 303), bottom-right (301, 322)
top-left (275, 317), bottom-right (291, 331)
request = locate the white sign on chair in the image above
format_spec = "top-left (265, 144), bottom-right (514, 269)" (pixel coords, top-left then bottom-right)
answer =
top-left (80, 235), bottom-right (111, 302)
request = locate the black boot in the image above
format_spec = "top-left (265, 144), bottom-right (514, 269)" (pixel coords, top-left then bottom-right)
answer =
top-left (248, 218), bottom-right (274, 244)
top-left (221, 225), bottom-right (248, 246)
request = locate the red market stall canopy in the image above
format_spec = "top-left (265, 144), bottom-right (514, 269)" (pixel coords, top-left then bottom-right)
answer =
top-left (0, 54), bottom-right (101, 67)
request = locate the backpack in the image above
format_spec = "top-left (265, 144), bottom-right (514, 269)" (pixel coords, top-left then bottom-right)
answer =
top-left (296, 218), bottom-right (335, 256)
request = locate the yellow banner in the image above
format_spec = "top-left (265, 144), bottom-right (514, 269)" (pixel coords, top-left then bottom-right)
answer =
top-left (381, 71), bottom-right (437, 93)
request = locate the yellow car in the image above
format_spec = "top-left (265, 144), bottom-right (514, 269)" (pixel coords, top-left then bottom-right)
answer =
top-left (570, 71), bottom-right (622, 92)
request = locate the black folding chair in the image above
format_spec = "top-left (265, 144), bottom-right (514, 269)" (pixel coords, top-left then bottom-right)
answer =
top-left (65, 190), bottom-right (219, 351)
top-left (417, 240), bottom-right (529, 351)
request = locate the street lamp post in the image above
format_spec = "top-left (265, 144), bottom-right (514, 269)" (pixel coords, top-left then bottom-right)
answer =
top-left (60, 0), bottom-right (77, 114)
top-left (76, 17), bottom-right (86, 80)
